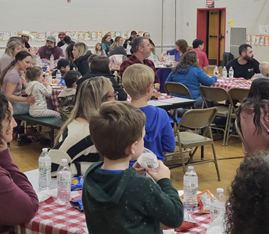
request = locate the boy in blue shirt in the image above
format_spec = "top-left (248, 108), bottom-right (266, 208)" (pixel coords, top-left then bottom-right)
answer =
top-left (122, 64), bottom-right (175, 164)
top-left (82, 101), bottom-right (183, 234)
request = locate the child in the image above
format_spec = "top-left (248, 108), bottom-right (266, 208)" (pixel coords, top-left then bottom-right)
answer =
top-left (122, 64), bottom-right (175, 164)
top-left (52, 59), bottom-right (70, 77)
top-left (94, 43), bottom-right (106, 56)
top-left (57, 70), bottom-right (80, 121)
top-left (82, 101), bottom-right (183, 234)
top-left (256, 61), bottom-right (269, 79)
top-left (25, 66), bottom-right (60, 117)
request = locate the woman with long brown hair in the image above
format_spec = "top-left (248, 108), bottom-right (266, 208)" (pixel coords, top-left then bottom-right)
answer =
top-left (165, 51), bottom-right (217, 107)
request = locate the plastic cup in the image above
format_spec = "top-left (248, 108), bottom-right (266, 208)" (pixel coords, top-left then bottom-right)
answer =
top-left (137, 148), bottom-right (159, 172)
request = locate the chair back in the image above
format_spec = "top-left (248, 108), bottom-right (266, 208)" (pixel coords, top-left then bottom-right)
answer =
top-left (228, 88), bottom-right (249, 101)
top-left (199, 86), bottom-right (233, 104)
top-left (178, 107), bottom-right (217, 130)
top-left (165, 82), bottom-right (193, 99)
top-left (235, 119), bottom-right (250, 154)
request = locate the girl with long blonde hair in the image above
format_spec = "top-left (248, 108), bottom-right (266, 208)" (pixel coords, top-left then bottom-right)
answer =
top-left (53, 76), bottom-right (116, 175)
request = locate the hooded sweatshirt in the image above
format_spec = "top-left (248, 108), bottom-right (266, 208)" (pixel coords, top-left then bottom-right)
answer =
top-left (166, 65), bottom-right (217, 99)
top-left (139, 105), bottom-right (175, 161)
top-left (82, 162), bottom-right (183, 234)
top-left (73, 51), bottom-right (92, 76)
top-left (25, 81), bottom-right (52, 110)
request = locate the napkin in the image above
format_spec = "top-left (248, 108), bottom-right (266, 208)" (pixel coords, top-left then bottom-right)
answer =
top-left (206, 215), bottom-right (225, 234)
top-left (37, 188), bottom-right (57, 202)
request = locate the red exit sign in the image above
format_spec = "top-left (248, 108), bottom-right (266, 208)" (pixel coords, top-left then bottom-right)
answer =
top-left (206, 0), bottom-right (215, 8)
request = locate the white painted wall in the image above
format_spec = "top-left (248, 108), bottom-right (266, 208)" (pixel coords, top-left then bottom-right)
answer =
top-left (0, 0), bottom-right (179, 56)
top-left (179, 0), bottom-right (269, 62)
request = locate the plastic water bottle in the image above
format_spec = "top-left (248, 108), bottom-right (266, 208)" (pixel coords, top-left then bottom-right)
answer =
top-left (56, 159), bottom-right (72, 205)
top-left (50, 54), bottom-right (54, 70)
top-left (183, 166), bottom-right (198, 210)
top-left (56, 70), bottom-right (62, 84)
top-left (38, 148), bottom-right (51, 190)
top-left (213, 66), bottom-right (219, 76)
top-left (210, 188), bottom-right (226, 221)
top-left (229, 67), bottom-right (234, 79)
top-left (222, 66), bottom-right (227, 78)
top-left (36, 55), bottom-right (42, 68)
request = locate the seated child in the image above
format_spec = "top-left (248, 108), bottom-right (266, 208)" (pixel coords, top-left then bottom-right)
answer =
top-left (122, 64), bottom-right (175, 164)
top-left (57, 70), bottom-right (80, 121)
top-left (25, 66), bottom-right (60, 117)
top-left (52, 59), bottom-right (70, 77)
top-left (253, 61), bottom-right (269, 79)
top-left (82, 101), bottom-right (183, 234)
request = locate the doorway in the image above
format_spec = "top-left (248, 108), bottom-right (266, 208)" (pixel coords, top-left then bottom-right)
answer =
top-left (197, 8), bottom-right (226, 66)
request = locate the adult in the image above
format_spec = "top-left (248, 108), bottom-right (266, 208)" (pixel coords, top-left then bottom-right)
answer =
top-left (19, 31), bottom-right (33, 50)
top-left (160, 39), bottom-right (188, 62)
top-left (237, 78), bottom-right (269, 154)
top-left (0, 37), bottom-right (22, 74)
top-left (61, 36), bottom-right (73, 56)
top-left (166, 51), bottom-right (217, 107)
top-left (123, 30), bottom-right (137, 49)
top-left (143, 32), bottom-right (155, 47)
top-left (77, 56), bottom-right (127, 101)
top-left (54, 77), bottom-right (116, 175)
top-left (120, 37), bottom-right (160, 90)
top-left (192, 38), bottom-right (209, 73)
top-left (101, 33), bottom-right (112, 55)
top-left (226, 44), bottom-right (260, 80)
top-left (225, 153), bottom-right (269, 234)
top-left (108, 36), bottom-right (127, 57)
top-left (57, 32), bottom-right (66, 47)
top-left (0, 51), bottom-right (34, 114)
top-left (0, 93), bottom-right (38, 233)
top-left (37, 36), bottom-right (64, 61)
top-left (72, 42), bottom-right (92, 76)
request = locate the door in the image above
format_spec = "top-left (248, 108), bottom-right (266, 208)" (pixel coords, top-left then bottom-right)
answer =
top-left (197, 8), bottom-right (226, 66)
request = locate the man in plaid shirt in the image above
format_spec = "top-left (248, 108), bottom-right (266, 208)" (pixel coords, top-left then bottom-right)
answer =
top-left (120, 37), bottom-right (160, 90)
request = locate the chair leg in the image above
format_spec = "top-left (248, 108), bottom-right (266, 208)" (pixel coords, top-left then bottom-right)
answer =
top-left (177, 131), bottom-right (186, 173)
top-left (225, 114), bottom-right (232, 146)
top-left (211, 143), bottom-right (221, 181)
top-left (189, 146), bottom-right (198, 161)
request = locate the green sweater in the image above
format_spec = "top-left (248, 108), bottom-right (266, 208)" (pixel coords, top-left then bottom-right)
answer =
top-left (82, 162), bottom-right (183, 234)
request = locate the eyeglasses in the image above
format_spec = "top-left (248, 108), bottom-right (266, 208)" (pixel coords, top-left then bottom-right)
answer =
top-left (107, 91), bottom-right (118, 100)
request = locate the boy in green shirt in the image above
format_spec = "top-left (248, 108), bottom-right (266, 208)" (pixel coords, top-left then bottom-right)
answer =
top-left (82, 101), bottom-right (183, 234)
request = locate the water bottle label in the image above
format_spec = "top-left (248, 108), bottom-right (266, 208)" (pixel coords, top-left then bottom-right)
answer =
top-left (184, 177), bottom-right (198, 188)
top-left (59, 173), bottom-right (71, 182)
top-left (39, 161), bottom-right (51, 168)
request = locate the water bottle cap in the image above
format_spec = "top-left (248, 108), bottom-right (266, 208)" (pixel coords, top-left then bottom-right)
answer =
top-left (61, 159), bottom-right (68, 163)
top-left (217, 188), bottom-right (224, 193)
top-left (42, 148), bottom-right (48, 152)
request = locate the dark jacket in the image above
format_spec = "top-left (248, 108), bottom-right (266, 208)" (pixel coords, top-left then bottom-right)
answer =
top-left (82, 162), bottom-right (183, 234)
top-left (77, 71), bottom-right (127, 101)
top-left (123, 37), bottom-right (133, 49)
top-left (73, 51), bottom-right (92, 76)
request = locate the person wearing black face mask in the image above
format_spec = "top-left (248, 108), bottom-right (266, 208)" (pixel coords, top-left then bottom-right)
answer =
top-left (226, 44), bottom-right (260, 80)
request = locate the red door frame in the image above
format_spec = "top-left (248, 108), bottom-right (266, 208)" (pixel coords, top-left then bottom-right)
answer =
top-left (197, 8), bottom-right (226, 66)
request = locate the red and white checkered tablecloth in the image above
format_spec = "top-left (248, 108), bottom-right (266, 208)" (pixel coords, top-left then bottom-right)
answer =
top-left (16, 191), bottom-right (87, 234)
top-left (211, 78), bottom-right (252, 91)
top-left (176, 211), bottom-right (211, 234)
top-left (50, 88), bottom-right (62, 112)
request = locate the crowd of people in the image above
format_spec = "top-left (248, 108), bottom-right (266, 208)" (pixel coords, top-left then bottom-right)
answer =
top-left (1, 29), bottom-right (269, 234)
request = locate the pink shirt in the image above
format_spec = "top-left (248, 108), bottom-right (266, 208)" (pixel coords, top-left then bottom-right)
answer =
top-left (2, 67), bottom-right (22, 96)
top-left (240, 105), bottom-right (269, 154)
top-left (192, 49), bottom-right (209, 69)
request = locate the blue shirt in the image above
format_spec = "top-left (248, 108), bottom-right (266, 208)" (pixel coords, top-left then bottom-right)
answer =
top-left (166, 48), bottom-right (182, 62)
top-left (166, 66), bottom-right (217, 99)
